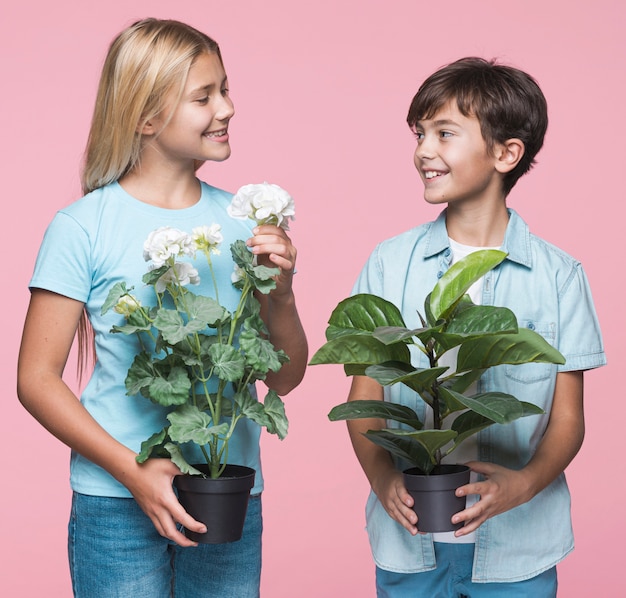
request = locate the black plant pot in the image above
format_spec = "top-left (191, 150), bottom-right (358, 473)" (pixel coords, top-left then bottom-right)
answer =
top-left (174, 464), bottom-right (256, 544)
top-left (403, 464), bottom-right (471, 533)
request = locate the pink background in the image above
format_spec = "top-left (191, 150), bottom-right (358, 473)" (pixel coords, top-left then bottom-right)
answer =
top-left (2, 0), bottom-right (622, 595)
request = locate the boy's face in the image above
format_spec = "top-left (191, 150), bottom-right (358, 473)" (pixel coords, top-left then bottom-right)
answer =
top-left (413, 100), bottom-right (504, 208)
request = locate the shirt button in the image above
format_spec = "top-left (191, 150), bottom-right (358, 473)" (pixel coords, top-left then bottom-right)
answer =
top-left (437, 271), bottom-right (443, 278)
top-left (444, 248), bottom-right (451, 257)
top-left (527, 322), bottom-right (536, 330)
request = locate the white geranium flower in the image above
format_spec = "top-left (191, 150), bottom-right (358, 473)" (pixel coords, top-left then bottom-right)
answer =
top-left (228, 182), bottom-right (295, 230)
top-left (155, 262), bottom-right (200, 293)
top-left (192, 224), bottom-right (223, 255)
top-left (143, 227), bottom-right (194, 266)
top-left (231, 264), bottom-right (246, 285)
top-left (113, 295), bottom-right (141, 317)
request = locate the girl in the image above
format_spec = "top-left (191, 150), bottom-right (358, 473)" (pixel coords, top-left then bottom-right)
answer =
top-left (17, 18), bottom-right (307, 598)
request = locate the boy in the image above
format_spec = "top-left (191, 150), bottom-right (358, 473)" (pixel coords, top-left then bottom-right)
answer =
top-left (347, 57), bottom-right (605, 597)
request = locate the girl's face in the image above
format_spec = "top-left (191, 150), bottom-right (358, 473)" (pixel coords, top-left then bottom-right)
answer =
top-left (146, 52), bottom-right (235, 167)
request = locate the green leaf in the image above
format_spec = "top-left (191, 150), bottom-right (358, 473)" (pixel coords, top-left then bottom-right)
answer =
top-left (154, 309), bottom-right (207, 345)
top-left (136, 428), bottom-right (170, 463)
top-left (429, 250), bottom-right (507, 321)
top-left (239, 323), bottom-right (288, 376)
top-left (209, 343), bottom-right (246, 382)
top-left (440, 388), bottom-right (525, 424)
top-left (428, 304), bottom-right (519, 351)
top-left (148, 366), bottom-right (191, 406)
top-left (365, 430), bottom-right (457, 473)
top-left (125, 352), bottom-right (157, 396)
top-left (456, 328), bottom-right (565, 372)
top-left (185, 292), bottom-right (230, 327)
top-left (365, 363), bottom-right (448, 397)
top-left (443, 369), bottom-right (485, 394)
top-left (110, 308), bottom-right (153, 335)
top-left (164, 443), bottom-right (204, 476)
top-left (231, 240), bottom-right (279, 294)
top-left (167, 404), bottom-right (229, 445)
top-left (101, 282), bottom-right (132, 315)
top-left (328, 399), bottom-right (423, 430)
top-left (262, 390), bottom-right (289, 439)
top-left (142, 265), bottom-right (169, 287)
top-left (325, 294), bottom-right (407, 340)
top-left (372, 326), bottom-right (426, 345)
top-left (309, 334), bottom-right (411, 367)
top-left (449, 411), bottom-right (495, 446)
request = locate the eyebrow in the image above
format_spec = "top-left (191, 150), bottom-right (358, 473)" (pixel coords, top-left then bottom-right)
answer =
top-left (417, 118), bottom-right (461, 128)
top-left (190, 77), bottom-right (228, 95)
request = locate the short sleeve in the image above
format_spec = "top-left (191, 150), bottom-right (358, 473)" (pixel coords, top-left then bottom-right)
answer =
top-left (557, 263), bottom-right (606, 372)
top-left (29, 212), bottom-right (93, 302)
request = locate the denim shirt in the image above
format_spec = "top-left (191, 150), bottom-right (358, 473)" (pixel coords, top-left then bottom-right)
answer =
top-left (353, 209), bottom-right (606, 582)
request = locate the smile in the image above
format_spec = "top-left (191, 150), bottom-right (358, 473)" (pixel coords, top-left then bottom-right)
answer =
top-left (424, 170), bottom-right (445, 179)
top-left (205, 129), bottom-right (228, 138)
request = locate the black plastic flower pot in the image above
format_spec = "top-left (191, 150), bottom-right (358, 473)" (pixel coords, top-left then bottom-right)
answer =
top-left (174, 464), bottom-right (256, 544)
top-left (403, 464), bottom-right (471, 533)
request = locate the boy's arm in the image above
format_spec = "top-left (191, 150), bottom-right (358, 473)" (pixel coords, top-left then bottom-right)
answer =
top-left (346, 376), bottom-right (420, 535)
top-left (453, 370), bottom-right (585, 536)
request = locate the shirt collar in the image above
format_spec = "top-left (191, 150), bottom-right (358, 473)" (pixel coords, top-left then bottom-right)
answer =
top-left (423, 208), bottom-right (532, 269)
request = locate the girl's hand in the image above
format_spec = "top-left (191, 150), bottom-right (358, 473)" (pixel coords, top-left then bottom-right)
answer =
top-left (372, 469), bottom-right (421, 536)
top-left (247, 225), bottom-right (297, 298)
top-left (451, 461), bottom-right (533, 536)
top-left (122, 458), bottom-right (207, 547)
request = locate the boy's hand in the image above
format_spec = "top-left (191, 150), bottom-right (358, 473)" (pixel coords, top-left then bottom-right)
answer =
top-left (247, 224), bottom-right (297, 298)
top-left (372, 469), bottom-right (421, 535)
top-left (451, 461), bottom-right (533, 536)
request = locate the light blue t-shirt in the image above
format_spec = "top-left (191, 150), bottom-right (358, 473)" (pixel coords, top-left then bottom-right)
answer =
top-left (353, 209), bottom-right (606, 582)
top-left (30, 181), bottom-right (264, 497)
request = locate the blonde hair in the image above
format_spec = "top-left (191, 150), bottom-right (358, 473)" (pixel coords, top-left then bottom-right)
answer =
top-left (78, 18), bottom-right (222, 375)
top-left (81, 18), bottom-right (222, 194)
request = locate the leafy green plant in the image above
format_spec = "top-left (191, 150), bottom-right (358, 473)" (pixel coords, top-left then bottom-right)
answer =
top-left (310, 250), bottom-right (565, 474)
top-left (101, 184), bottom-right (294, 479)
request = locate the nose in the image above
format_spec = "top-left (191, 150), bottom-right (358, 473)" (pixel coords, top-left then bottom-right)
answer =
top-left (414, 132), bottom-right (437, 161)
top-left (217, 94), bottom-right (235, 121)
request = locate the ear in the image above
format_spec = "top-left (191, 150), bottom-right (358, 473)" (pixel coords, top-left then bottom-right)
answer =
top-left (137, 119), bottom-right (156, 136)
top-left (494, 138), bottom-right (525, 174)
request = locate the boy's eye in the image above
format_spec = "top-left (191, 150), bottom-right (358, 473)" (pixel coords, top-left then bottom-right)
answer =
top-left (440, 130), bottom-right (453, 138)
top-left (414, 131), bottom-right (425, 141)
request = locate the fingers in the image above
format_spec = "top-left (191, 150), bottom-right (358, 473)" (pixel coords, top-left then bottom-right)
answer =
top-left (375, 471), bottom-right (421, 535)
top-left (247, 225), bottom-right (297, 272)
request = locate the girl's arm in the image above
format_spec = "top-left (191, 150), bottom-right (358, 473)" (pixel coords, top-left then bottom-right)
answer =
top-left (453, 370), bottom-right (585, 535)
top-left (345, 376), bottom-right (419, 535)
top-left (17, 289), bottom-right (206, 547)
top-left (247, 224), bottom-right (308, 395)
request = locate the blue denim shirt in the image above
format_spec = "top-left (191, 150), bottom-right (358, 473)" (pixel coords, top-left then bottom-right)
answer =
top-left (353, 209), bottom-right (606, 582)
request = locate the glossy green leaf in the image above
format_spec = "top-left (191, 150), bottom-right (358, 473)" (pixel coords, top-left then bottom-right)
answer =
top-left (328, 400), bottom-right (423, 430)
top-left (430, 250), bottom-right (507, 321)
top-left (457, 328), bottom-right (565, 372)
top-left (309, 334), bottom-right (411, 367)
top-left (325, 294), bottom-right (407, 340)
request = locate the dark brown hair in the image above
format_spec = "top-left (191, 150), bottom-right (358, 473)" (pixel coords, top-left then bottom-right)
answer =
top-left (407, 57), bottom-right (548, 196)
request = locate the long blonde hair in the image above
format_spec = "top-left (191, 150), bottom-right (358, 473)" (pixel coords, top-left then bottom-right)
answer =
top-left (78, 18), bottom-right (222, 375)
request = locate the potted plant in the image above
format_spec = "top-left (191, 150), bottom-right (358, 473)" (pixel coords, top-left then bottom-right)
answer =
top-left (101, 182), bottom-right (294, 543)
top-left (310, 249), bottom-right (565, 532)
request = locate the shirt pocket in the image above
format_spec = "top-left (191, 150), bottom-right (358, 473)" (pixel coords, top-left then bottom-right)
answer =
top-left (504, 319), bottom-right (556, 384)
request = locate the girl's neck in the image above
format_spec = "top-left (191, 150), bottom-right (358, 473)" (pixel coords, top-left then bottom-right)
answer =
top-left (119, 165), bottom-right (201, 209)
top-left (445, 199), bottom-right (509, 247)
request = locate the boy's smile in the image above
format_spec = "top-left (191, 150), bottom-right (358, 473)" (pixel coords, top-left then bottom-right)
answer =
top-left (413, 101), bottom-right (505, 209)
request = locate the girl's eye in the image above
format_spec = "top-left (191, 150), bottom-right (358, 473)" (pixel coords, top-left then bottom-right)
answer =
top-left (221, 87), bottom-right (229, 96)
top-left (196, 96), bottom-right (209, 105)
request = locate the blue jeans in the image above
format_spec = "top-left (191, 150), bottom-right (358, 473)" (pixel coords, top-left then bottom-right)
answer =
top-left (376, 543), bottom-right (557, 598)
top-left (68, 492), bottom-right (262, 597)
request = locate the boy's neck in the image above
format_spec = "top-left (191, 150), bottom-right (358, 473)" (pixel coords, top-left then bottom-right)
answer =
top-left (444, 199), bottom-right (509, 247)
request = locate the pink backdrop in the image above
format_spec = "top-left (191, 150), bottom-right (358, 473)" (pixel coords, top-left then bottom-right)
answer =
top-left (2, 0), bottom-right (622, 595)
